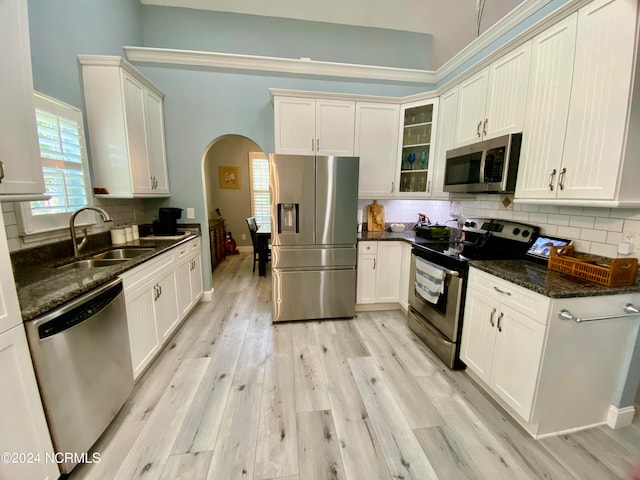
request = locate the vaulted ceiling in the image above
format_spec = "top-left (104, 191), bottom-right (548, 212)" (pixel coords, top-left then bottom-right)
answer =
top-left (140, 0), bottom-right (525, 68)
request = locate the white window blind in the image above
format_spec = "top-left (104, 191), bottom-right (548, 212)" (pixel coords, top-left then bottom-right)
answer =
top-left (249, 152), bottom-right (270, 227)
top-left (17, 92), bottom-right (93, 235)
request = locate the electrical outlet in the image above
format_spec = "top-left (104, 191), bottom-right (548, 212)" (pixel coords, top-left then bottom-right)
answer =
top-left (241, 233), bottom-right (246, 240)
top-left (186, 207), bottom-right (195, 219)
top-left (624, 232), bottom-right (634, 243)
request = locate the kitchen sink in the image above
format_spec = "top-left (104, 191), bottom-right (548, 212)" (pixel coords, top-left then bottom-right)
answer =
top-left (57, 258), bottom-right (130, 271)
top-left (90, 247), bottom-right (154, 260)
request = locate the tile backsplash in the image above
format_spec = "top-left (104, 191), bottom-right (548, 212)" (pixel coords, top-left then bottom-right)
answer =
top-left (2, 198), bottom-right (154, 252)
top-left (359, 195), bottom-right (640, 259)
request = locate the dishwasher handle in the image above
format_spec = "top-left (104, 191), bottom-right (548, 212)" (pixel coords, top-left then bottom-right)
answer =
top-left (34, 278), bottom-right (124, 340)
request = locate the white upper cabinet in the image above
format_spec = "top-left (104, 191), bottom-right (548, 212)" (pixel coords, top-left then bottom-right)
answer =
top-left (355, 102), bottom-right (400, 198)
top-left (395, 99), bottom-right (439, 197)
top-left (559, 0), bottom-right (637, 201)
top-left (455, 42), bottom-right (531, 147)
top-left (79, 56), bottom-right (170, 198)
top-left (0, 0), bottom-right (45, 198)
top-left (516, 0), bottom-right (640, 206)
top-left (516, 14), bottom-right (578, 200)
top-left (432, 88), bottom-right (458, 199)
top-left (274, 96), bottom-right (355, 155)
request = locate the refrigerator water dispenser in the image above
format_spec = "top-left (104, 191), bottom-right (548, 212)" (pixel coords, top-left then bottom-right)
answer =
top-left (277, 203), bottom-right (299, 233)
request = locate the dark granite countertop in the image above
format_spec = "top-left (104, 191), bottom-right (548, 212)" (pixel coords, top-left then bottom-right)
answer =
top-left (358, 230), bottom-right (416, 243)
top-left (12, 231), bottom-right (199, 321)
top-left (470, 259), bottom-right (640, 298)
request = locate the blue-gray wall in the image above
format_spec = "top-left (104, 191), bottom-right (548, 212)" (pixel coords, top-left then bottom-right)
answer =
top-left (142, 6), bottom-right (432, 70)
top-left (27, 0), bottom-right (143, 109)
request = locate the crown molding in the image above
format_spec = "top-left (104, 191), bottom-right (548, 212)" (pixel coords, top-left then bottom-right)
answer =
top-left (78, 54), bottom-right (165, 97)
top-left (124, 0), bottom-right (584, 88)
top-left (436, 0), bottom-right (552, 81)
top-left (123, 47), bottom-right (437, 84)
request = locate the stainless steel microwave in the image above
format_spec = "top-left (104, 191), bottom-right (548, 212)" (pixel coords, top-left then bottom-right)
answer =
top-left (443, 133), bottom-right (522, 193)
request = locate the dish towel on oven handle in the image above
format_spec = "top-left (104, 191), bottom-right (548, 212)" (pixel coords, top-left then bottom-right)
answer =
top-left (415, 257), bottom-right (446, 305)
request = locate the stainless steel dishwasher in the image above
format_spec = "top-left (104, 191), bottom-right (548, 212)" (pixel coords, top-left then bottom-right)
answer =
top-left (25, 277), bottom-right (133, 474)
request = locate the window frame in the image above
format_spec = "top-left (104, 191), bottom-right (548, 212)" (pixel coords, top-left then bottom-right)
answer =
top-left (17, 91), bottom-right (94, 236)
top-left (248, 151), bottom-right (270, 227)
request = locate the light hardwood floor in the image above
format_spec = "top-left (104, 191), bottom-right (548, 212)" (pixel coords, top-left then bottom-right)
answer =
top-left (71, 252), bottom-right (640, 480)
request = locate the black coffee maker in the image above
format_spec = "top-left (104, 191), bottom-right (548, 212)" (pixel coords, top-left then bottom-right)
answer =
top-left (153, 207), bottom-right (183, 235)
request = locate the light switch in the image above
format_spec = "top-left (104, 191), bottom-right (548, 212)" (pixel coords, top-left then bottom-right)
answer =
top-left (186, 207), bottom-right (195, 219)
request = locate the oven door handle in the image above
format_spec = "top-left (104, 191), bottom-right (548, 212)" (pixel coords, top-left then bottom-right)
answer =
top-left (412, 253), bottom-right (460, 277)
top-left (442, 267), bottom-right (460, 277)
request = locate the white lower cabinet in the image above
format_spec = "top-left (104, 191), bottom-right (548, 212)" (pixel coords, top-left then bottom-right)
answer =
top-left (122, 281), bottom-right (160, 379)
top-left (177, 238), bottom-right (204, 318)
top-left (0, 217), bottom-right (57, 480)
top-left (153, 268), bottom-right (179, 343)
top-left (463, 289), bottom-right (545, 420)
top-left (121, 237), bottom-right (202, 379)
top-left (462, 267), bottom-right (640, 437)
top-left (356, 241), bottom-right (406, 307)
top-left (356, 242), bottom-right (377, 304)
top-left (0, 325), bottom-right (59, 480)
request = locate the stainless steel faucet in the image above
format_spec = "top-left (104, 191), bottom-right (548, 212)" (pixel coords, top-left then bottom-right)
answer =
top-left (70, 207), bottom-right (113, 256)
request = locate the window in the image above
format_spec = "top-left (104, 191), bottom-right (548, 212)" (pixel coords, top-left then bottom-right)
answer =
top-left (249, 152), bottom-right (270, 226)
top-left (17, 92), bottom-right (93, 235)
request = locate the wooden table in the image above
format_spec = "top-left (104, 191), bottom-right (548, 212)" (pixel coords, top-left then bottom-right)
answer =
top-left (256, 224), bottom-right (271, 276)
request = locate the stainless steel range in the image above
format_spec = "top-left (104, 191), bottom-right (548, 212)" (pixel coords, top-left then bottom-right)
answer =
top-left (408, 218), bottom-right (539, 369)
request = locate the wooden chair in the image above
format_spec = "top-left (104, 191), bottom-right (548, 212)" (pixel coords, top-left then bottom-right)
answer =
top-left (246, 217), bottom-right (270, 272)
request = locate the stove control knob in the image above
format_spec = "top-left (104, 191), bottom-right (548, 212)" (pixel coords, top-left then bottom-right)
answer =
top-left (464, 221), bottom-right (476, 228)
top-left (522, 230), bottom-right (530, 237)
top-left (512, 227), bottom-right (521, 235)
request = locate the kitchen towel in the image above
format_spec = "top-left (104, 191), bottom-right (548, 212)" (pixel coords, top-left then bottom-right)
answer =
top-left (415, 257), bottom-right (446, 304)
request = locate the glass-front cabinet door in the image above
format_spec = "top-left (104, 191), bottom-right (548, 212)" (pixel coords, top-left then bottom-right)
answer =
top-left (396, 99), bottom-right (438, 196)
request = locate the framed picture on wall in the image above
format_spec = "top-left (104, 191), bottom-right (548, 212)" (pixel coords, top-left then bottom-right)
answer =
top-left (219, 166), bottom-right (241, 189)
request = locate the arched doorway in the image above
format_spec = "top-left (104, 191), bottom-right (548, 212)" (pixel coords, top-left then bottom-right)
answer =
top-left (202, 134), bottom-right (267, 269)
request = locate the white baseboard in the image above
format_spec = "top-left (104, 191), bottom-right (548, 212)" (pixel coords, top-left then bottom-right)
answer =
top-left (533, 421), bottom-right (607, 439)
top-left (607, 404), bottom-right (636, 429)
top-left (202, 288), bottom-right (215, 302)
top-left (355, 302), bottom-right (401, 312)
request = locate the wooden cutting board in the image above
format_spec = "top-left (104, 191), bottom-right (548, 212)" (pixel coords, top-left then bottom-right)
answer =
top-left (367, 200), bottom-right (385, 231)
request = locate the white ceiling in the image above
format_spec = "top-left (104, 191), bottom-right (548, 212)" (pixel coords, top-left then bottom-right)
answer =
top-left (140, 0), bottom-right (525, 68)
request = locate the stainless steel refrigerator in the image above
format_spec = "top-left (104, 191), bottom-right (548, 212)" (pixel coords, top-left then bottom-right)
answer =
top-left (270, 154), bottom-right (359, 322)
